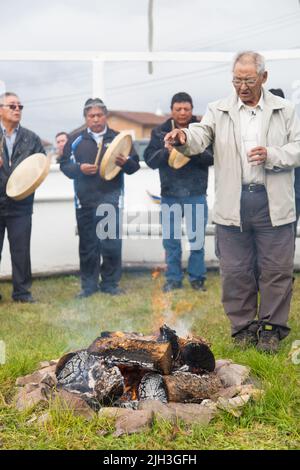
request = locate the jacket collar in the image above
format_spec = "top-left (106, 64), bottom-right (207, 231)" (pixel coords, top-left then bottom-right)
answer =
top-left (82, 126), bottom-right (115, 141)
top-left (216, 87), bottom-right (287, 112)
top-left (216, 88), bottom-right (288, 151)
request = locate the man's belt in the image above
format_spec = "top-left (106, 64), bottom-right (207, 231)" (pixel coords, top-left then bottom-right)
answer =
top-left (242, 183), bottom-right (265, 193)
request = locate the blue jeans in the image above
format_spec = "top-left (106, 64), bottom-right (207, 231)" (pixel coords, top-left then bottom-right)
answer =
top-left (161, 195), bottom-right (208, 283)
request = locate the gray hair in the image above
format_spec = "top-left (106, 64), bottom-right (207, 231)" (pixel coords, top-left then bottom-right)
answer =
top-left (83, 98), bottom-right (107, 117)
top-left (233, 51), bottom-right (266, 75)
top-left (0, 91), bottom-right (18, 105)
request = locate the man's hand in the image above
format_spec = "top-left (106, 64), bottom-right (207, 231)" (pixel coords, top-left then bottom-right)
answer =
top-left (164, 129), bottom-right (187, 148)
top-left (247, 146), bottom-right (268, 166)
top-left (0, 157), bottom-right (3, 169)
top-left (115, 154), bottom-right (128, 167)
top-left (80, 163), bottom-right (98, 175)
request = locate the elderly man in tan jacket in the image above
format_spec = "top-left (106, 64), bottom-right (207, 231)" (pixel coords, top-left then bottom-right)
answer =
top-left (165, 51), bottom-right (300, 353)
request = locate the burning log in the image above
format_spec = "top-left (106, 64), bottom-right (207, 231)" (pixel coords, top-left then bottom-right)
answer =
top-left (163, 371), bottom-right (221, 403)
top-left (138, 373), bottom-right (168, 403)
top-left (177, 337), bottom-right (216, 372)
top-left (157, 325), bottom-right (215, 372)
top-left (88, 333), bottom-right (173, 375)
top-left (94, 367), bottom-right (124, 406)
top-left (55, 350), bottom-right (124, 409)
top-left (157, 325), bottom-right (179, 361)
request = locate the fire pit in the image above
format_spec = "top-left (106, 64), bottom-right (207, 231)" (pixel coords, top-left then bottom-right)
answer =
top-left (14, 325), bottom-right (263, 434)
top-left (55, 324), bottom-right (220, 410)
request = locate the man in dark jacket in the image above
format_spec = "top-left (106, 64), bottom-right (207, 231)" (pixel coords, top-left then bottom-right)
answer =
top-left (0, 92), bottom-right (45, 302)
top-left (269, 88), bottom-right (300, 237)
top-left (144, 92), bottom-right (213, 292)
top-left (60, 98), bottom-right (140, 297)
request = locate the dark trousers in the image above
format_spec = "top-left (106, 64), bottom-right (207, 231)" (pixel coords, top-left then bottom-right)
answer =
top-left (215, 188), bottom-right (294, 339)
top-left (0, 214), bottom-right (32, 300)
top-left (76, 206), bottom-right (122, 293)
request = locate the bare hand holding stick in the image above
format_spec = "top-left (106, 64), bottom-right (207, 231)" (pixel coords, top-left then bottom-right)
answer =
top-left (164, 129), bottom-right (187, 148)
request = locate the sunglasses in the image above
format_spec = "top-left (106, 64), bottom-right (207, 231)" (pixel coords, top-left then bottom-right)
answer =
top-left (1, 104), bottom-right (24, 111)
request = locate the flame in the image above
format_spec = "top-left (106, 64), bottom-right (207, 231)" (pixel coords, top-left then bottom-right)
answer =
top-left (151, 267), bottom-right (164, 280)
top-left (150, 273), bottom-right (194, 337)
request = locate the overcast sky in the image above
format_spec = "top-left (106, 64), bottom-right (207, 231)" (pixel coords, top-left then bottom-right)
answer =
top-left (0, 0), bottom-right (300, 142)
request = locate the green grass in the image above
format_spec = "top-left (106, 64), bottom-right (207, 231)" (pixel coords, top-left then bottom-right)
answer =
top-left (0, 272), bottom-right (300, 450)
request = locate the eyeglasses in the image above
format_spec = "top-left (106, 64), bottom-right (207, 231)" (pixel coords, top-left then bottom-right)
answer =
top-left (0, 104), bottom-right (24, 111)
top-left (232, 77), bottom-right (259, 87)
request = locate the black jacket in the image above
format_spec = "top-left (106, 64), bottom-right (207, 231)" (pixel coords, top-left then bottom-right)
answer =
top-left (0, 126), bottom-right (45, 216)
top-left (60, 127), bottom-right (140, 208)
top-left (144, 117), bottom-right (213, 197)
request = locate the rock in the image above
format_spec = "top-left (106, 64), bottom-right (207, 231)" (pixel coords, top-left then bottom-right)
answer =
top-left (200, 399), bottom-right (219, 414)
top-left (26, 415), bottom-right (38, 425)
top-left (15, 385), bottom-right (49, 411)
top-left (40, 372), bottom-right (57, 388)
top-left (168, 402), bottom-right (217, 425)
top-left (54, 389), bottom-right (96, 420)
top-left (215, 362), bottom-right (250, 387)
top-left (217, 394), bottom-right (251, 417)
top-left (37, 412), bottom-right (51, 426)
top-left (15, 365), bottom-right (57, 387)
top-left (237, 384), bottom-right (264, 401)
top-left (212, 386), bottom-right (240, 400)
top-left (98, 407), bottom-right (132, 420)
top-left (39, 361), bottom-right (51, 369)
top-left (50, 359), bottom-right (59, 366)
top-left (15, 371), bottom-right (42, 387)
top-left (23, 383), bottom-right (40, 393)
top-left (215, 359), bottom-right (232, 371)
top-left (113, 409), bottom-right (153, 436)
top-left (138, 399), bottom-right (176, 423)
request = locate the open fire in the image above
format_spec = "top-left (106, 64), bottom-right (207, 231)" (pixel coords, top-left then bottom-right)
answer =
top-left (55, 324), bottom-right (221, 410)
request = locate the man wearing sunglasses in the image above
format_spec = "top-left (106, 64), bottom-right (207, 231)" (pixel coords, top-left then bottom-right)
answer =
top-left (0, 92), bottom-right (45, 303)
top-left (165, 51), bottom-right (300, 354)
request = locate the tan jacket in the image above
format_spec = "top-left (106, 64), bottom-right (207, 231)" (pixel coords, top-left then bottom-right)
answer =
top-left (181, 89), bottom-right (300, 227)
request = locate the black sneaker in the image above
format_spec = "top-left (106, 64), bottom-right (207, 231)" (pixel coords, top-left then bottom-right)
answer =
top-left (190, 280), bottom-right (207, 291)
top-left (257, 325), bottom-right (280, 354)
top-left (162, 281), bottom-right (183, 293)
top-left (233, 328), bottom-right (258, 348)
top-left (0, 293), bottom-right (2, 301)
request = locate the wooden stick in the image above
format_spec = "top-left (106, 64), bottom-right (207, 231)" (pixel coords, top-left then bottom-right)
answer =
top-left (94, 140), bottom-right (103, 167)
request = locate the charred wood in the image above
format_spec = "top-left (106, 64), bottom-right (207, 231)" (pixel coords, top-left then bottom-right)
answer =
top-left (163, 371), bottom-right (221, 403)
top-left (138, 373), bottom-right (168, 403)
top-left (88, 336), bottom-right (173, 375)
top-left (177, 338), bottom-right (215, 372)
